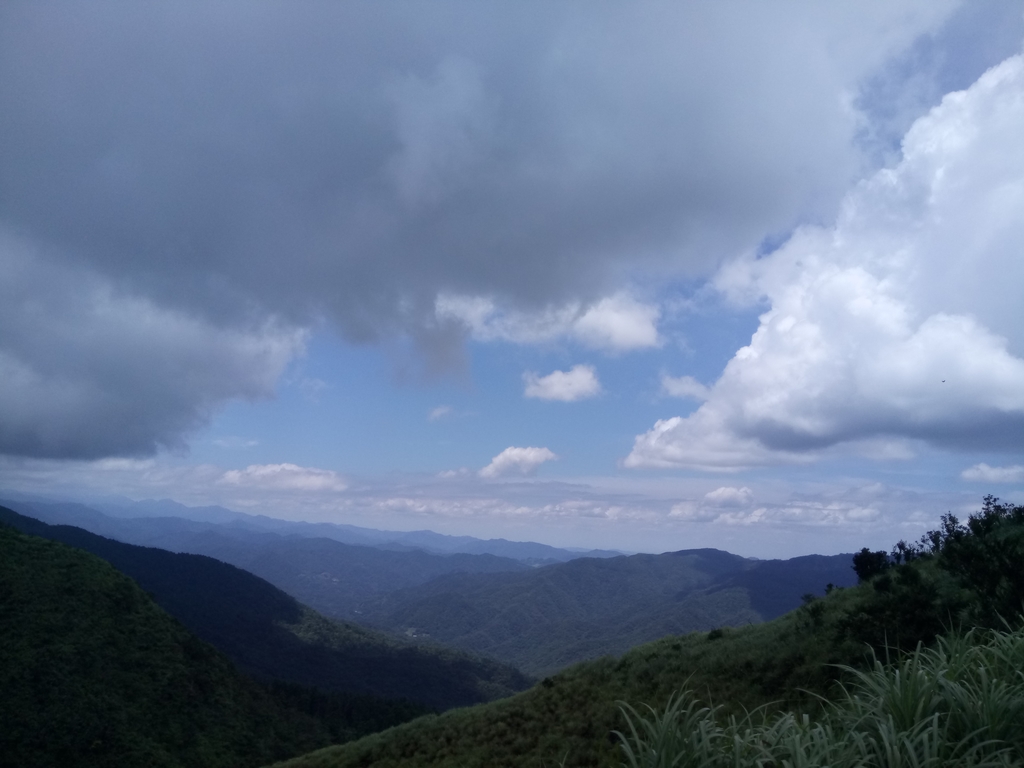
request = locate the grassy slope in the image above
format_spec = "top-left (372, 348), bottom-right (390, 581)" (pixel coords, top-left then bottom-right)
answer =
top-left (0, 524), bottom-right (331, 768)
top-left (0, 505), bottom-right (531, 711)
top-left (271, 496), bottom-right (1024, 768)
top-left (614, 626), bottom-right (1024, 767)
top-left (270, 587), bottom-right (874, 768)
top-left (360, 549), bottom-right (855, 676)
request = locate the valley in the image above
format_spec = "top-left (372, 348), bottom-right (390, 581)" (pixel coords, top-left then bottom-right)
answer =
top-left (1, 496), bottom-right (856, 675)
top-left (3, 494), bottom-right (1022, 767)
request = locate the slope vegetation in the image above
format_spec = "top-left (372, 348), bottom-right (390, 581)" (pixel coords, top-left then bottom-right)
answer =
top-left (360, 548), bottom-right (856, 675)
top-left (2, 498), bottom-right (851, 677)
top-left (0, 499), bottom-right (531, 619)
top-left (270, 595), bottom-right (870, 768)
top-left (271, 496), bottom-right (1024, 768)
top-left (0, 524), bottom-right (331, 768)
top-left (0, 506), bottom-right (531, 711)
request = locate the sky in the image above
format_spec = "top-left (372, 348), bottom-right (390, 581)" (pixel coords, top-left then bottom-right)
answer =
top-left (1, 1), bottom-right (1023, 557)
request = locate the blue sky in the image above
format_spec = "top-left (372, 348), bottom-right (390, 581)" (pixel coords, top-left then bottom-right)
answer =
top-left (1, 1), bottom-right (1023, 556)
top-left (191, 291), bottom-right (761, 476)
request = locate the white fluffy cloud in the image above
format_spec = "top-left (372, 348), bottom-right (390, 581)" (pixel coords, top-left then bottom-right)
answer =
top-left (704, 486), bottom-right (754, 507)
top-left (220, 463), bottom-right (347, 492)
top-left (523, 365), bottom-right (602, 402)
top-left (436, 292), bottom-right (660, 353)
top-left (571, 295), bottom-right (661, 351)
top-left (670, 486), bottom-right (755, 521)
top-left (669, 485), bottom-right (886, 527)
top-left (661, 375), bottom-right (711, 401)
top-left (961, 464), bottom-right (1024, 483)
top-left (479, 446), bottom-right (558, 478)
top-left (628, 55), bottom-right (1024, 471)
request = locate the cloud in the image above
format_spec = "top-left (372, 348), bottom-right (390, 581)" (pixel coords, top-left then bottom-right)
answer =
top-left (437, 467), bottom-right (471, 479)
top-left (436, 292), bottom-right (660, 353)
top-left (428, 405), bottom-right (454, 422)
top-left (661, 375), bottom-right (710, 401)
top-left (0, 5), bottom-right (971, 383)
top-left (704, 486), bottom-right (754, 507)
top-left (669, 485), bottom-right (885, 527)
top-left (2, 2), bottom-right (1015, 461)
top-left (571, 295), bottom-right (661, 351)
top-left (961, 463), bottom-right (1024, 483)
top-left (479, 446), bottom-right (558, 478)
top-left (219, 463), bottom-right (347, 492)
top-left (0, 453), bottom-right (989, 556)
top-left (386, 57), bottom-right (496, 208)
top-left (0, 232), bottom-right (304, 459)
top-left (670, 486), bottom-right (754, 521)
top-left (668, 502), bottom-right (721, 523)
top-left (523, 365), bottom-right (601, 402)
top-left (628, 55), bottom-right (1024, 471)
top-left (211, 437), bottom-right (260, 449)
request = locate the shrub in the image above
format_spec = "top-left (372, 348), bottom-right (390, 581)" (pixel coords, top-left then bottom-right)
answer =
top-left (615, 624), bottom-right (1024, 768)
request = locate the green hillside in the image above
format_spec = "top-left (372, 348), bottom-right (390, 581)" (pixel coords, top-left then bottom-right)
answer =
top-left (0, 500), bottom-right (854, 681)
top-left (0, 505), bottom-right (532, 711)
top-left (268, 592), bottom-right (868, 768)
top-left (360, 548), bottom-right (855, 676)
top-left (0, 523), bottom-right (332, 768)
top-left (270, 495), bottom-right (1024, 768)
top-left (612, 624), bottom-right (1024, 767)
top-left (0, 499), bottom-right (532, 620)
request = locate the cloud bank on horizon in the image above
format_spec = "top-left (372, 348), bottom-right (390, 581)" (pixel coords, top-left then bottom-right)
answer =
top-left (0, 1), bottom-right (1022, 554)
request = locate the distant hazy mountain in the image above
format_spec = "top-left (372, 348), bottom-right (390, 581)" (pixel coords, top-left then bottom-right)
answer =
top-left (0, 505), bottom-right (532, 710)
top-left (0, 495), bottom-right (856, 680)
top-left (0, 498), bottom-right (536, 619)
top-left (357, 548), bottom-right (857, 676)
top-left (93, 495), bottom-right (624, 562)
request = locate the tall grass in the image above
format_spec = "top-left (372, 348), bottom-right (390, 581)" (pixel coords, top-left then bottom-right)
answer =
top-left (616, 625), bottom-right (1024, 768)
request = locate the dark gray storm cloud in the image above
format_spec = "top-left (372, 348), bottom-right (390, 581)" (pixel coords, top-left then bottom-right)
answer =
top-left (0, 231), bottom-right (301, 458)
top-left (0, 0), bottom-right (1014, 458)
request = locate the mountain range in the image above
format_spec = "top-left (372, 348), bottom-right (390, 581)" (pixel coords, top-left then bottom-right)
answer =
top-left (0, 505), bottom-right (530, 711)
top-left (266, 495), bottom-right (1024, 768)
top-left (1, 522), bottom-right (334, 768)
top-left (358, 547), bottom-right (857, 676)
top-left (53, 494), bottom-right (623, 563)
top-left (1, 495), bottom-right (856, 676)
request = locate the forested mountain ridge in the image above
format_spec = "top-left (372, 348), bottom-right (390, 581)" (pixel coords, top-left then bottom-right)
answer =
top-left (0, 498), bottom-right (534, 619)
top-left (0, 523), bottom-right (334, 768)
top-left (0, 505), bottom-right (532, 710)
top-left (0, 498), bottom-right (857, 678)
top-left (6, 496), bottom-right (1020, 767)
top-left (359, 547), bottom-right (857, 676)
top-left (270, 496), bottom-right (1024, 768)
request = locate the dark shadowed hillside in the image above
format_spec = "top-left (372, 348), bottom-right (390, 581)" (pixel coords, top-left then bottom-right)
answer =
top-left (708, 553), bottom-right (858, 617)
top-left (0, 506), bottom-right (531, 711)
top-left (0, 499), bottom-right (533, 619)
top-left (0, 524), bottom-right (333, 768)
